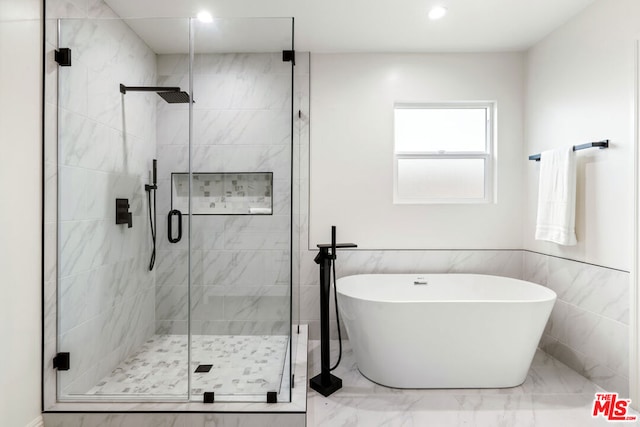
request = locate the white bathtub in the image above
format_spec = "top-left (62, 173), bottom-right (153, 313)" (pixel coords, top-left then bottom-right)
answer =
top-left (336, 274), bottom-right (556, 389)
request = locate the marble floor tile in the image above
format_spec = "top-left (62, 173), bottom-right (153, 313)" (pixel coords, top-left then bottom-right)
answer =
top-left (86, 334), bottom-right (289, 398)
top-left (307, 340), bottom-right (637, 427)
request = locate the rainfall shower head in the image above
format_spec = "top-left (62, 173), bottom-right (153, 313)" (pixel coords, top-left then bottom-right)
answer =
top-left (157, 91), bottom-right (192, 104)
top-left (120, 84), bottom-right (193, 104)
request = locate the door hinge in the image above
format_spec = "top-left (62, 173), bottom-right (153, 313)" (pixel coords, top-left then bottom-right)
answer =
top-left (267, 391), bottom-right (278, 403)
top-left (53, 352), bottom-right (70, 371)
top-left (282, 50), bottom-right (295, 65)
top-left (55, 48), bottom-right (72, 66)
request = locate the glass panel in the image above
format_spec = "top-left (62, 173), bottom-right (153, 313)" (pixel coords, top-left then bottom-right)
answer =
top-left (55, 14), bottom-right (294, 404)
top-left (397, 158), bottom-right (486, 200)
top-left (188, 17), bottom-right (293, 402)
top-left (56, 17), bottom-right (190, 401)
top-left (395, 106), bottom-right (487, 152)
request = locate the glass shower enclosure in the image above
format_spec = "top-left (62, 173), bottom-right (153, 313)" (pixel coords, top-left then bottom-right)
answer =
top-left (55, 15), bottom-right (294, 403)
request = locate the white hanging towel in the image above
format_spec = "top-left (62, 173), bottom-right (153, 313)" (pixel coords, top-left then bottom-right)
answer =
top-left (535, 147), bottom-right (578, 246)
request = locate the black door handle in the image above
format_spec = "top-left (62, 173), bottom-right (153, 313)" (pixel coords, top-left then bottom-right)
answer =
top-left (168, 209), bottom-right (182, 243)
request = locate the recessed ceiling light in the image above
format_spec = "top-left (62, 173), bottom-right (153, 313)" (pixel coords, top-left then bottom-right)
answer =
top-left (428, 6), bottom-right (447, 20)
top-left (197, 11), bottom-right (213, 23)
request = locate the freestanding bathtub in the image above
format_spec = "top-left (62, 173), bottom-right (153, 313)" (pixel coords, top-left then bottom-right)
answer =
top-left (336, 274), bottom-right (556, 389)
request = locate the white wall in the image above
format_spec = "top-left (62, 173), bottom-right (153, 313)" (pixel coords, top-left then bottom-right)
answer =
top-left (310, 53), bottom-right (524, 249)
top-left (0, 0), bottom-right (43, 426)
top-left (524, 0), bottom-right (639, 271)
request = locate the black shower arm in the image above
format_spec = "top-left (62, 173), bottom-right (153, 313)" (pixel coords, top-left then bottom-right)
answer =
top-left (120, 84), bottom-right (181, 94)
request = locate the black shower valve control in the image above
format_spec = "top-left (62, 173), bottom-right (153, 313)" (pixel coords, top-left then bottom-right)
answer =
top-left (115, 198), bottom-right (133, 228)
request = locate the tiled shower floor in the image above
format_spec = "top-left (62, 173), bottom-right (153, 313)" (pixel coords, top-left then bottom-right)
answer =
top-left (87, 334), bottom-right (289, 397)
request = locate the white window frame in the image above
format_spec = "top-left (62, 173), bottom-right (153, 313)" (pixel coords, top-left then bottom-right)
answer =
top-left (393, 102), bottom-right (495, 204)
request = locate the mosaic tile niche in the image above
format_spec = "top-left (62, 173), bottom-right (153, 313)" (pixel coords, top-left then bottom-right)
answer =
top-left (171, 172), bottom-right (273, 215)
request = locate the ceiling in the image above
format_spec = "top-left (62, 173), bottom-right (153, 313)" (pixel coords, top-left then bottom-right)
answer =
top-left (104, 0), bottom-right (597, 53)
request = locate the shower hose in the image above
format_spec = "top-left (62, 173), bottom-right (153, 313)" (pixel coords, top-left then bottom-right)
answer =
top-left (147, 188), bottom-right (156, 271)
top-left (330, 258), bottom-right (342, 371)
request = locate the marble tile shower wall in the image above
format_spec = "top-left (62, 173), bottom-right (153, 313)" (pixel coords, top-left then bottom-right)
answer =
top-left (154, 53), bottom-right (293, 336)
top-left (45, 0), bottom-right (157, 396)
top-left (523, 252), bottom-right (630, 396)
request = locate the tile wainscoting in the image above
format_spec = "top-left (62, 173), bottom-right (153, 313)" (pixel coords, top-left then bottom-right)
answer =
top-left (298, 249), bottom-right (630, 396)
top-left (523, 251), bottom-right (630, 396)
top-left (299, 249), bottom-right (523, 341)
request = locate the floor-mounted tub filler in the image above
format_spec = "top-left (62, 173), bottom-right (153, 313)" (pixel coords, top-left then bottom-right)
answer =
top-left (337, 274), bottom-right (556, 389)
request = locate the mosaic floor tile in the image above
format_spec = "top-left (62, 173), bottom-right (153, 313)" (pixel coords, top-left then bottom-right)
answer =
top-left (87, 334), bottom-right (289, 397)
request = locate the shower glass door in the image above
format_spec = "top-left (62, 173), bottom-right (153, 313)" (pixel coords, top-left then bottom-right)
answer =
top-left (56, 17), bottom-right (191, 400)
top-left (55, 14), bottom-right (293, 403)
top-left (188, 17), bottom-right (294, 403)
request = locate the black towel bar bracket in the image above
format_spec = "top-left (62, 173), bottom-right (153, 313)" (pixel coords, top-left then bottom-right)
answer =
top-left (528, 140), bottom-right (609, 161)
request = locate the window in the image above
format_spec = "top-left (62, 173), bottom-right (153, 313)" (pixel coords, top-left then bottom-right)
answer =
top-left (393, 103), bottom-right (494, 204)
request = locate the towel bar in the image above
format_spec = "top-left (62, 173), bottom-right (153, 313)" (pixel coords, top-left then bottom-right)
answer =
top-left (528, 140), bottom-right (609, 161)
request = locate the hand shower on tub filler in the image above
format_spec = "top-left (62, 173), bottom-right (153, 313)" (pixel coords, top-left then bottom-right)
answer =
top-left (309, 226), bottom-right (357, 397)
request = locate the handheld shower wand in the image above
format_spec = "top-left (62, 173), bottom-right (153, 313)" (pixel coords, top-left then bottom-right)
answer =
top-left (145, 159), bottom-right (157, 191)
top-left (152, 159), bottom-right (157, 187)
